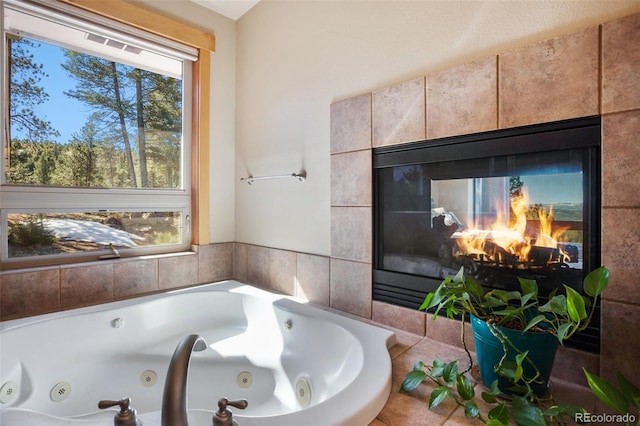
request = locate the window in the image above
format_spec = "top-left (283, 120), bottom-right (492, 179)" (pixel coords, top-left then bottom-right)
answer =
top-left (1, 0), bottom-right (200, 267)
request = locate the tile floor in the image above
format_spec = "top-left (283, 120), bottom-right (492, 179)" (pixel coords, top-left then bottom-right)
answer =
top-left (368, 326), bottom-right (597, 426)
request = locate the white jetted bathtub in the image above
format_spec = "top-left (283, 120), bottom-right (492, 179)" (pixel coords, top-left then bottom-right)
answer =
top-left (0, 281), bottom-right (395, 425)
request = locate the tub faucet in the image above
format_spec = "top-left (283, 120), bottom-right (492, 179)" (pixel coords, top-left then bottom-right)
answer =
top-left (161, 334), bottom-right (208, 426)
top-left (212, 397), bottom-right (248, 426)
top-left (98, 397), bottom-right (140, 426)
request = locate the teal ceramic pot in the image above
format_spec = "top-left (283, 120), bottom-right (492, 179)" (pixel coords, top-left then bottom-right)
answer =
top-left (470, 314), bottom-right (559, 397)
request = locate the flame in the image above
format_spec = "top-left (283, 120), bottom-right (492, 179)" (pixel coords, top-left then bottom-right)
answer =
top-left (454, 187), bottom-right (570, 267)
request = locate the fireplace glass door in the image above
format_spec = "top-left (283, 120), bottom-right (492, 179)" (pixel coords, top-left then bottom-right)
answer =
top-left (373, 116), bottom-right (601, 351)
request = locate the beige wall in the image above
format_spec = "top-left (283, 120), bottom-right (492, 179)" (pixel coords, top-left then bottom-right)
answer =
top-left (234, 0), bottom-right (640, 256)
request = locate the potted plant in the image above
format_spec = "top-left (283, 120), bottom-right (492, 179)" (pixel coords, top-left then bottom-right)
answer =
top-left (400, 265), bottom-right (610, 425)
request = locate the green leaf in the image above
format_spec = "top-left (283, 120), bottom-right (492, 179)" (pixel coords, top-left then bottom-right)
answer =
top-left (616, 371), bottom-right (640, 409)
top-left (539, 294), bottom-right (567, 315)
top-left (491, 307), bottom-right (522, 317)
top-left (583, 368), bottom-right (630, 414)
top-left (482, 296), bottom-right (507, 308)
top-left (429, 386), bottom-right (450, 409)
top-left (583, 266), bottom-right (609, 298)
top-left (465, 275), bottom-right (485, 298)
top-left (456, 374), bottom-right (475, 400)
top-left (511, 395), bottom-right (546, 426)
top-left (543, 403), bottom-right (586, 419)
top-left (431, 358), bottom-right (446, 378)
top-left (442, 360), bottom-right (459, 387)
top-left (518, 277), bottom-right (538, 297)
top-left (453, 266), bottom-right (465, 283)
top-left (399, 369), bottom-right (427, 393)
top-left (413, 360), bottom-right (425, 371)
top-left (496, 360), bottom-right (517, 380)
top-left (481, 391), bottom-right (497, 403)
top-left (485, 420), bottom-right (509, 426)
top-left (488, 402), bottom-right (510, 424)
top-left (556, 322), bottom-right (572, 342)
top-left (523, 314), bottom-right (547, 332)
top-left (490, 289), bottom-right (522, 303)
top-left (464, 401), bottom-right (480, 418)
top-left (488, 379), bottom-right (502, 395)
top-left (565, 285), bottom-right (587, 322)
top-left (514, 351), bottom-right (529, 383)
top-left (520, 292), bottom-right (535, 305)
top-left (419, 292), bottom-right (434, 311)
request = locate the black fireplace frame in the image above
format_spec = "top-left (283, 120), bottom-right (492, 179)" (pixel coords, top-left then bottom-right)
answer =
top-left (372, 115), bottom-right (602, 352)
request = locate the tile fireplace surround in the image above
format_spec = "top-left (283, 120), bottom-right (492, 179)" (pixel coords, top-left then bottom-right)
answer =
top-left (1, 11), bottom-right (639, 391)
top-left (329, 11), bottom-right (640, 388)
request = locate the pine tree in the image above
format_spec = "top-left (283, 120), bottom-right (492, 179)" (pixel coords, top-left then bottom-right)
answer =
top-left (7, 36), bottom-right (60, 142)
top-left (62, 52), bottom-right (138, 187)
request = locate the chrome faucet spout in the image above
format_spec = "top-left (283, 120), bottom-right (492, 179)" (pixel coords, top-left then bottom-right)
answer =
top-left (161, 334), bottom-right (208, 426)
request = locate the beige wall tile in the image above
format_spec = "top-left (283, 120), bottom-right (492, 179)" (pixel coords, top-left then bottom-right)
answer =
top-left (331, 206), bottom-right (371, 263)
top-left (269, 248), bottom-right (296, 295)
top-left (331, 149), bottom-right (372, 206)
top-left (61, 262), bottom-right (113, 308)
top-left (330, 93), bottom-right (372, 154)
top-left (234, 243), bottom-right (248, 282)
top-left (246, 244), bottom-right (270, 288)
top-left (602, 111), bottom-right (640, 207)
top-left (428, 56), bottom-right (498, 139)
top-left (600, 300), bottom-right (640, 383)
top-left (330, 258), bottom-right (372, 318)
top-left (1, 267), bottom-right (60, 320)
top-left (552, 346), bottom-right (600, 387)
top-left (602, 208), bottom-right (640, 305)
top-left (158, 253), bottom-right (198, 290)
top-left (602, 12), bottom-right (640, 113)
top-left (197, 242), bottom-right (234, 283)
top-left (296, 253), bottom-right (330, 305)
top-left (372, 301), bottom-right (426, 336)
top-left (499, 26), bottom-right (599, 128)
top-left (114, 258), bottom-right (158, 298)
top-left (373, 77), bottom-right (426, 147)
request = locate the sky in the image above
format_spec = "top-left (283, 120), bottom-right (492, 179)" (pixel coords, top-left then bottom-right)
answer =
top-left (13, 40), bottom-right (93, 144)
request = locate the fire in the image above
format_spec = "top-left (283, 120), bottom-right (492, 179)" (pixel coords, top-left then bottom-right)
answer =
top-left (453, 188), bottom-right (571, 268)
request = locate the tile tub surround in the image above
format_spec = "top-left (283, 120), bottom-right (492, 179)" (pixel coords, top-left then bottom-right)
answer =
top-left (0, 243), bottom-right (235, 320)
top-left (331, 11), bottom-right (640, 388)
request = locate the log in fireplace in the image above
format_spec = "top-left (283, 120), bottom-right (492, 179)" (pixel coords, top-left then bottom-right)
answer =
top-left (373, 116), bottom-right (601, 352)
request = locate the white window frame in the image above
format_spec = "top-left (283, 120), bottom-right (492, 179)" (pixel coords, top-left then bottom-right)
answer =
top-left (0, 0), bottom-right (195, 267)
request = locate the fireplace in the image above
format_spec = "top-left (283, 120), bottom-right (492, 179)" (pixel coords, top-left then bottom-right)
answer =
top-left (373, 116), bottom-right (601, 352)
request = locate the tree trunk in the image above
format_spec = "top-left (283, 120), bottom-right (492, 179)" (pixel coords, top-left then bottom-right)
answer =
top-left (111, 61), bottom-right (137, 188)
top-left (134, 69), bottom-right (148, 187)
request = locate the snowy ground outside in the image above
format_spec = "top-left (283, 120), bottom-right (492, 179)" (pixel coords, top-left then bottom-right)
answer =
top-left (43, 219), bottom-right (145, 247)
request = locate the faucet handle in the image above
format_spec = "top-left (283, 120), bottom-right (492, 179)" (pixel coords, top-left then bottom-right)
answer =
top-left (98, 397), bottom-right (141, 426)
top-left (221, 398), bottom-right (248, 410)
top-left (212, 397), bottom-right (248, 426)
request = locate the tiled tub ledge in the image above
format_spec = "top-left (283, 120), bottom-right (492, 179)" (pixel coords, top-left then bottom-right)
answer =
top-left (368, 326), bottom-right (597, 426)
top-left (0, 244), bottom-right (236, 321)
